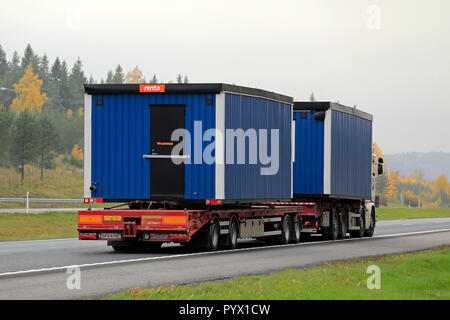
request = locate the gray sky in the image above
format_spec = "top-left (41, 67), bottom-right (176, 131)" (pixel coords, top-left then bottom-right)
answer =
top-left (1, 0), bottom-right (449, 154)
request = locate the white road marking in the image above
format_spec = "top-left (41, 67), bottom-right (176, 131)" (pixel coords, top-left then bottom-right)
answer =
top-left (0, 228), bottom-right (449, 277)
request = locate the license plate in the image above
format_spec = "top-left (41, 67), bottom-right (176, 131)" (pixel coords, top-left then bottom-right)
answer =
top-left (99, 233), bottom-right (121, 239)
top-left (151, 234), bottom-right (168, 240)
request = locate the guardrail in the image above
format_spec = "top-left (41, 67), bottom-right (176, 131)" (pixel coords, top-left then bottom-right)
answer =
top-left (0, 198), bottom-right (83, 203)
top-left (0, 195), bottom-right (90, 213)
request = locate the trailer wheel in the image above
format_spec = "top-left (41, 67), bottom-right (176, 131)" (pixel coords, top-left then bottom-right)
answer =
top-left (338, 209), bottom-right (348, 239)
top-left (364, 208), bottom-right (376, 237)
top-left (220, 218), bottom-right (239, 249)
top-left (327, 209), bottom-right (339, 240)
top-left (143, 242), bottom-right (163, 252)
top-left (207, 219), bottom-right (220, 251)
top-left (290, 214), bottom-right (301, 243)
top-left (112, 245), bottom-right (127, 252)
top-left (280, 215), bottom-right (291, 244)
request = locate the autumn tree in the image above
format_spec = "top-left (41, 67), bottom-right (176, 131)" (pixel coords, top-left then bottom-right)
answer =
top-left (36, 115), bottom-right (59, 180)
top-left (125, 66), bottom-right (145, 84)
top-left (432, 174), bottom-right (449, 207)
top-left (385, 171), bottom-right (399, 201)
top-left (9, 110), bottom-right (39, 182)
top-left (10, 64), bottom-right (48, 114)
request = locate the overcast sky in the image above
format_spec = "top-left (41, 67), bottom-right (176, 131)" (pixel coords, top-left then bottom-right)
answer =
top-left (1, 0), bottom-right (449, 154)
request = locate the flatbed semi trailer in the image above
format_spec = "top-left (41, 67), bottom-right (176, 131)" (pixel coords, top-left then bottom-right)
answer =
top-left (78, 199), bottom-right (376, 251)
top-left (78, 84), bottom-right (382, 251)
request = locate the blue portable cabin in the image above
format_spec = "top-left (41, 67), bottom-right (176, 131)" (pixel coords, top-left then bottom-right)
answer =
top-left (83, 83), bottom-right (293, 204)
top-left (293, 102), bottom-right (373, 200)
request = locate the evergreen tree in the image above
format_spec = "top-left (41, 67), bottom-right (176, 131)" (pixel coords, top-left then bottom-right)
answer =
top-left (0, 51), bottom-right (21, 110)
top-left (38, 54), bottom-right (50, 82)
top-left (0, 108), bottom-right (13, 166)
top-left (59, 61), bottom-right (70, 109)
top-left (0, 45), bottom-right (8, 81)
top-left (36, 114), bottom-right (59, 179)
top-left (150, 74), bottom-right (158, 84)
top-left (68, 58), bottom-right (86, 110)
top-left (176, 74), bottom-right (183, 84)
top-left (106, 70), bottom-right (114, 84)
top-left (183, 76), bottom-right (189, 84)
top-left (21, 44), bottom-right (39, 73)
top-left (310, 92), bottom-right (315, 102)
top-left (10, 110), bottom-right (39, 182)
top-left (112, 65), bottom-right (124, 83)
top-left (88, 75), bottom-right (95, 84)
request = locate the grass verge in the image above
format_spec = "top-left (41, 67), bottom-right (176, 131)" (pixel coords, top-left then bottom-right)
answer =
top-left (377, 207), bottom-right (450, 220)
top-left (110, 246), bottom-right (450, 300)
top-left (0, 211), bottom-right (78, 241)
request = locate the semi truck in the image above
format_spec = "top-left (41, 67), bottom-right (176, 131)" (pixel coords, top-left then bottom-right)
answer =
top-left (78, 83), bottom-right (383, 251)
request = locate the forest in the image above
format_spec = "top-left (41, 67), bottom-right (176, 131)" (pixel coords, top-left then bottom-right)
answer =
top-left (0, 44), bottom-right (188, 182)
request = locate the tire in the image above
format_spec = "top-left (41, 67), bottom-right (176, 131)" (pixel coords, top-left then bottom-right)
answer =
top-left (350, 209), bottom-right (366, 238)
top-left (221, 218), bottom-right (239, 249)
top-left (207, 219), bottom-right (220, 251)
top-left (290, 214), bottom-right (301, 244)
top-left (112, 245), bottom-right (127, 252)
top-left (327, 209), bottom-right (339, 240)
top-left (142, 242), bottom-right (163, 252)
top-left (338, 209), bottom-right (348, 240)
top-left (364, 208), bottom-right (376, 237)
top-left (282, 215), bottom-right (292, 244)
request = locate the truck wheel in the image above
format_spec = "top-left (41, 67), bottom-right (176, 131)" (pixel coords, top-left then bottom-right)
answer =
top-left (143, 242), bottom-right (163, 252)
top-left (207, 219), bottom-right (220, 251)
top-left (112, 245), bottom-right (127, 252)
top-left (338, 209), bottom-right (348, 239)
top-left (364, 208), bottom-right (376, 237)
top-left (280, 215), bottom-right (291, 244)
top-left (327, 209), bottom-right (339, 240)
top-left (350, 209), bottom-right (366, 238)
top-left (290, 214), bottom-right (301, 243)
top-left (220, 218), bottom-right (239, 249)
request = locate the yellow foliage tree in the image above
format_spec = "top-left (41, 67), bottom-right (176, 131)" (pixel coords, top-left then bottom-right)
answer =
top-left (432, 174), bottom-right (449, 207)
top-left (67, 109), bottom-right (73, 119)
top-left (78, 107), bottom-right (83, 117)
top-left (71, 144), bottom-right (84, 160)
top-left (385, 171), bottom-right (399, 200)
top-left (11, 64), bottom-right (48, 114)
top-left (125, 66), bottom-right (145, 84)
top-left (372, 142), bottom-right (384, 162)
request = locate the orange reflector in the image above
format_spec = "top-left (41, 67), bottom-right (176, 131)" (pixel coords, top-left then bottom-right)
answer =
top-left (162, 216), bottom-right (187, 225)
top-left (103, 215), bottom-right (122, 222)
top-left (78, 215), bottom-right (103, 224)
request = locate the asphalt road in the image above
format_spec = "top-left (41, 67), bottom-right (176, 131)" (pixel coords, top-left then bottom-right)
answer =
top-left (0, 218), bottom-right (449, 299)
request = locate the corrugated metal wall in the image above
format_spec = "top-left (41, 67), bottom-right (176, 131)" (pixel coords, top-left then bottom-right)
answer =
top-left (90, 93), bottom-right (215, 200)
top-left (293, 111), bottom-right (324, 195)
top-left (330, 110), bottom-right (372, 198)
top-left (224, 93), bottom-right (292, 200)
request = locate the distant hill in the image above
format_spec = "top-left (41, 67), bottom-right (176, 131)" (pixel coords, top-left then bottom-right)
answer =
top-left (384, 152), bottom-right (450, 181)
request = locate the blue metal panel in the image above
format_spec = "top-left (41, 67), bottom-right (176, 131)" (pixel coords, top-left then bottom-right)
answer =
top-left (293, 111), bottom-right (324, 195)
top-left (90, 93), bottom-right (215, 200)
top-left (330, 110), bottom-right (372, 198)
top-left (224, 93), bottom-right (291, 200)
